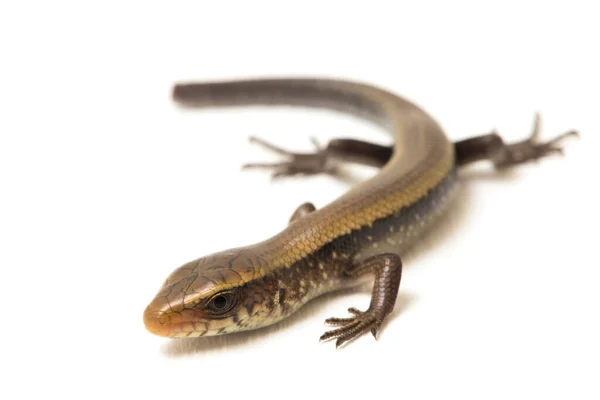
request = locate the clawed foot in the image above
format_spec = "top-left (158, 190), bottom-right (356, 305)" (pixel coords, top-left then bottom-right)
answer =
top-left (320, 307), bottom-right (384, 348)
top-left (494, 113), bottom-right (579, 168)
top-left (243, 136), bottom-right (336, 178)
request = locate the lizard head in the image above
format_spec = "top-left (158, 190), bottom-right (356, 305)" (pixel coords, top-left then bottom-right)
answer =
top-left (143, 248), bottom-right (277, 338)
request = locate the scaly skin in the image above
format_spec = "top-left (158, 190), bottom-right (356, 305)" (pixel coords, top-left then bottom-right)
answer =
top-left (144, 78), bottom-right (577, 346)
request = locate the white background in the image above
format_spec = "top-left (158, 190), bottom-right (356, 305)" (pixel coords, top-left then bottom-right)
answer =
top-left (1, 1), bottom-right (598, 399)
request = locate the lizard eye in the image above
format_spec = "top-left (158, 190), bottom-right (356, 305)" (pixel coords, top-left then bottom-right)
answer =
top-left (207, 291), bottom-right (237, 314)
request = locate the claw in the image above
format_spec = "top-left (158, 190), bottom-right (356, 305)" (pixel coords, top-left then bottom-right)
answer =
top-left (528, 112), bottom-right (542, 142)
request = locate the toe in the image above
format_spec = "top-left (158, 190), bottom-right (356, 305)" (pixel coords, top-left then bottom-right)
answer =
top-left (324, 317), bottom-right (355, 326)
top-left (320, 320), bottom-right (360, 342)
top-left (347, 307), bottom-right (364, 316)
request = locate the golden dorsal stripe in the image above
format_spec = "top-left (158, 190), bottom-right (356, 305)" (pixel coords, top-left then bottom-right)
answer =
top-left (261, 140), bottom-right (455, 270)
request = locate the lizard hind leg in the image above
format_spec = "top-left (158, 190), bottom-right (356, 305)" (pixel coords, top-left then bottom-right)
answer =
top-left (492, 113), bottom-right (578, 168)
top-left (243, 136), bottom-right (393, 178)
top-left (454, 113), bottom-right (578, 168)
top-left (243, 136), bottom-right (333, 177)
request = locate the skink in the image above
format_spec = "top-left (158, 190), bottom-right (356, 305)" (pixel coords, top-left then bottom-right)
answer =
top-left (143, 78), bottom-right (577, 347)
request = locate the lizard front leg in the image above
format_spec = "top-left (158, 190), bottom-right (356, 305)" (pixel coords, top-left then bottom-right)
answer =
top-left (321, 253), bottom-right (402, 348)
